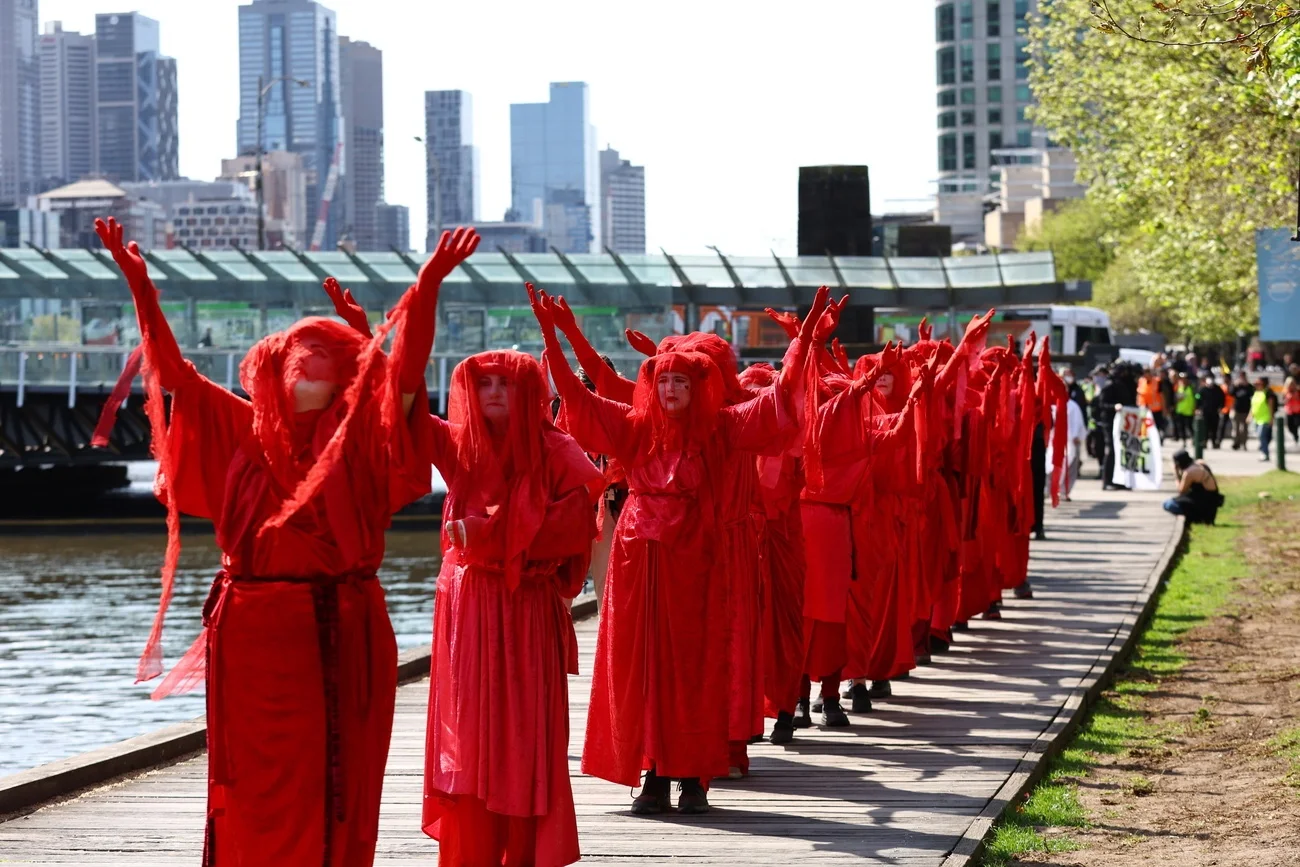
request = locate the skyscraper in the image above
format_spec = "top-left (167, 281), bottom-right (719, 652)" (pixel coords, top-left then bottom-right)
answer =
top-left (237, 0), bottom-right (343, 249)
top-left (510, 82), bottom-right (600, 254)
top-left (38, 22), bottom-right (96, 191)
top-left (339, 36), bottom-right (382, 250)
top-left (599, 147), bottom-right (645, 254)
top-left (934, 0), bottom-right (1035, 242)
top-left (423, 89), bottom-right (478, 251)
top-left (374, 202), bottom-right (408, 251)
top-left (94, 13), bottom-right (178, 184)
top-left (0, 0), bottom-right (41, 206)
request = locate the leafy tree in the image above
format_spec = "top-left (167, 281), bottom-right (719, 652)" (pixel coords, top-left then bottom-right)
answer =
top-left (1020, 196), bottom-right (1130, 281)
top-left (1029, 0), bottom-right (1299, 341)
top-left (1090, 1), bottom-right (1300, 72)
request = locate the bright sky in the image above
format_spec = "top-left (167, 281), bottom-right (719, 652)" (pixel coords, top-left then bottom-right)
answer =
top-left (39, 0), bottom-right (935, 254)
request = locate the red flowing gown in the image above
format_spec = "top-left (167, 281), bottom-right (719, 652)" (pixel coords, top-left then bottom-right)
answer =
top-left (159, 365), bottom-right (431, 867)
top-left (556, 377), bottom-right (795, 786)
top-left (757, 452), bottom-right (806, 716)
top-left (421, 424), bottom-right (601, 867)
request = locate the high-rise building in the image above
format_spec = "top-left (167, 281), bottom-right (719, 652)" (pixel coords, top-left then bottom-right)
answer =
top-left (94, 12), bottom-right (178, 184)
top-left (423, 90), bottom-right (478, 250)
top-left (339, 37), bottom-right (382, 250)
top-left (510, 82), bottom-right (600, 254)
top-left (934, 0), bottom-right (1037, 242)
top-left (0, 0), bottom-right (42, 206)
top-left (374, 202), bottom-right (408, 251)
top-left (38, 22), bottom-right (97, 191)
top-left (220, 150), bottom-right (308, 248)
top-left (237, 0), bottom-right (343, 249)
top-left (599, 147), bottom-right (645, 254)
top-left (120, 179), bottom-right (259, 250)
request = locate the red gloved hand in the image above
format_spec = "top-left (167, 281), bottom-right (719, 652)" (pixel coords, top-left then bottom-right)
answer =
top-left (527, 282), bottom-right (558, 337)
top-left (447, 515), bottom-right (489, 549)
top-left (831, 338), bottom-right (850, 373)
top-left (1022, 330), bottom-right (1037, 361)
top-left (765, 307), bottom-right (801, 340)
top-left (626, 328), bottom-right (658, 357)
top-left (418, 227), bottom-right (481, 291)
top-left (814, 294), bottom-right (849, 342)
top-left (550, 295), bottom-right (580, 335)
top-left (95, 217), bottom-right (150, 289)
top-left (323, 277), bottom-right (371, 337)
top-left (797, 286), bottom-right (831, 346)
top-left (918, 317), bottom-right (933, 342)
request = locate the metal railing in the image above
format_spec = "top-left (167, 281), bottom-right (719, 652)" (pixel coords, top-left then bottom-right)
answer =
top-left (0, 344), bottom-right (656, 414)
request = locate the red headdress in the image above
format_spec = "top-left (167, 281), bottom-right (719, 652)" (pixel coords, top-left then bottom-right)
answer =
top-left (629, 350), bottom-right (726, 455)
top-left (443, 350), bottom-right (556, 591)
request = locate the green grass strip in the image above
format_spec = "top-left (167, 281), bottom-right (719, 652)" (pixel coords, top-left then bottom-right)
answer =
top-left (978, 470), bottom-right (1300, 866)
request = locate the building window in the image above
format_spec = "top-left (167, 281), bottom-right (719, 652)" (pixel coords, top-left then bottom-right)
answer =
top-left (960, 44), bottom-right (975, 82)
top-left (1015, 0), bottom-right (1030, 31)
top-left (959, 1), bottom-right (974, 39)
top-left (963, 133), bottom-right (977, 170)
top-left (987, 1), bottom-right (1001, 36)
top-left (990, 130), bottom-right (1003, 154)
top-left (961, 109), bottom-right (976, 126)
top-left (938, 89), bottom-right (957, 107)
top-left (937, 48), bottom-right (956, 85)
top-left (1016, 84), bottom-right (1032, 102)
top-left (939, 111), bottom-right (957, 129)
top-left (961, 86), bottom-right (977, 105)
top-left (936, 3), bottom-right (955, 41)
top-left (1015, 39), bottom-right (1030, 79)
top-left (989, 106), bottom-right (1003, 124)
top-left (987, 42), bottom-right (1002, 80)
top-left (1017, 127), bottom-right (1032, 147)
top-left (988, 85), bottom-right (1003, 103)
top-left (1016, 104), bottom-right (1029, 123)
top-left (940, 134), bottom-right (958, 172)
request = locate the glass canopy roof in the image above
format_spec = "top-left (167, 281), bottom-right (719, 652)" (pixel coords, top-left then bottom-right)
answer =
top-left (0, 247), bottom-right (1058, 295)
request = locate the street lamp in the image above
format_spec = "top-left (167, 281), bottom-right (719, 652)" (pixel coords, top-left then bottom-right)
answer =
top-left (413, 135), bottom-right (441, 250)
top-left (256, 75), bottom-right (310, 250)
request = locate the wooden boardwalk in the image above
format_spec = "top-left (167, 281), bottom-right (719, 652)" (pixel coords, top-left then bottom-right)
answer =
top-left (0, 485), bottom-right (1177, 865)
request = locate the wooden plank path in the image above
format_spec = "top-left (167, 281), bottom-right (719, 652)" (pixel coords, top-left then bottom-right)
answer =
top-left (0, 485), bottom-right (1177, 864)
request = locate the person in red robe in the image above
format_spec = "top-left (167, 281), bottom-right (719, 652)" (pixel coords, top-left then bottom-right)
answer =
top-left (420, 348), bottom-right (603, 867)
top-left (531, 284), bottom-right (828, 815)
top-left (90, 217), bottom-right (479, 867)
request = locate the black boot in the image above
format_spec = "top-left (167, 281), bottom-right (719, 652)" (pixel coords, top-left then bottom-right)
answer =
top-left (849, 682), bottom-right (873, 713)
top-left (631, 769), bottom-right (671, 815)
top-left (953, 621), bottom-right (970, 631)
top-left (793, 698), bottom-right (812, 729)
top-left (930, 634), bottom-right (951, 654)
top-left (811, 695), bottom-right (824, 714)
top-left (770, 711), bottom-right (795, 745)
top-left (678, 778), bottom-right (709, 815)
top-left (822, 696), bottom-right (850, 727)
top-left (1014, 580), bottom-right (1034, 600)
top-left (868, 679), bottom-right (892, 699)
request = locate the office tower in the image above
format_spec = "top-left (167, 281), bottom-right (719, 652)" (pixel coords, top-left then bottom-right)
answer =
top-left (237, 0), bottom-right (343, 249)
top-left (38, 22), bottom-right (96, 190)
top-left (374, 202), bottom-right (408, 251)
top-left (339, 36), bottom-right (382, 250)
top-left (510, 82), bottom-right (600, 254)
top-left (0, 0), bottom-right (41, 206)
top-left (934, 0), bottom-right (1037, 242)
top-left (220, 150), bottom-right (308, 248)
top-left (423, 90), bottom-right (478, 251)
top-left (94, 12), bottom-right (178, 183)
top-left (599, 147), bottom-right (645, 254)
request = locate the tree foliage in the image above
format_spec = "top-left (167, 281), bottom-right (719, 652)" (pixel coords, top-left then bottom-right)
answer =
top-left (1090, 1), bottom-right (1300, 72)
top-left (1029, 0), bottom-right (1300, 341)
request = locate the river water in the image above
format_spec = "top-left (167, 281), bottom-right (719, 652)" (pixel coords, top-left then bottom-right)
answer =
top-left (0, 530), bottom-right (442, 777)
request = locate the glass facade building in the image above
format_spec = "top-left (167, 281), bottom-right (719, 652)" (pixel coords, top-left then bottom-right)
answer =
top-left (340, 37), bottom-right (383, 250)
top-left (38, 23), bottom-right (97, 191)
top-left (510, 82), bottom-right (600, 254)
top-left (94, 13), bottom-right (178, 184)
top-left (599, 147), bottom-right (645, 254)
top-left (424, 90), bottom-right (478, 251)
top-left (237, 0), bottom-right (343, 249)
top-left (0, 0), bottom-right (42, 206)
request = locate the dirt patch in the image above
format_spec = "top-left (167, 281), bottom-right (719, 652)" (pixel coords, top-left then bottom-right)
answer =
top-left (1014, 496), bottom-right (1300, 866)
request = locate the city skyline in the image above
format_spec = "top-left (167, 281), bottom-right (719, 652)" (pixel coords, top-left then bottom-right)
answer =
top-left (29, 1), bottom-right (933, 254)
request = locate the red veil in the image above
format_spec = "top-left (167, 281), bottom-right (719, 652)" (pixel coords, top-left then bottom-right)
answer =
top-left (443, 350), bottom-right (567, 592)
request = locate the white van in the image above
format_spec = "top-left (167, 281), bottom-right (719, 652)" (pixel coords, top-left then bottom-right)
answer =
top-left (1000, 306), bottom-right (1114, 355)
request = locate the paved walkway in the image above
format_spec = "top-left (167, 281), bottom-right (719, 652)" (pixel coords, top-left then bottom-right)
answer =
top-left (0, 482), bottom-right (1179, 865)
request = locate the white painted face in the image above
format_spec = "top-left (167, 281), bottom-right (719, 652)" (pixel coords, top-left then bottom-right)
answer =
top-left (477, 374), bottom-right (510, 424)
top-left (875, 371), bottom-right (896, 397)
top-left (657, 372), bottom-right (692, 416)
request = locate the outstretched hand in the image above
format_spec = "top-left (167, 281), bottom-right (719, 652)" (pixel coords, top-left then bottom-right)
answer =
top-left (831, 338), bottom-right (850, 373)
top-left (94, 217), bottom-right (150, 289)
top-left (549, 295), bottom-right (580, 334)
top-left (526, 282), bottom-right (557, 335)
top-left (796, 286), bottom-right (831, 346)
top-left (814, 294), bottom-right (850, 343)
top-left (418, 226), bottom-right (481, 290)
top-left (765, 307), bottom-right (801, 340)
top-left (323, 277), bottom-right (371, 337)
top-left (918, 317), bottom-right (933, 342)
top-left (625, 328), bottom-right (658, 357)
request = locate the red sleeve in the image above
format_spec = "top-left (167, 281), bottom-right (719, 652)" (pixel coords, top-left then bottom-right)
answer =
top-left (546, 344), bottom-right (639, 460)
top-left (162, 365), bottom-right (253, 520)
top-left (564, 322), bottom-right (637, 404)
